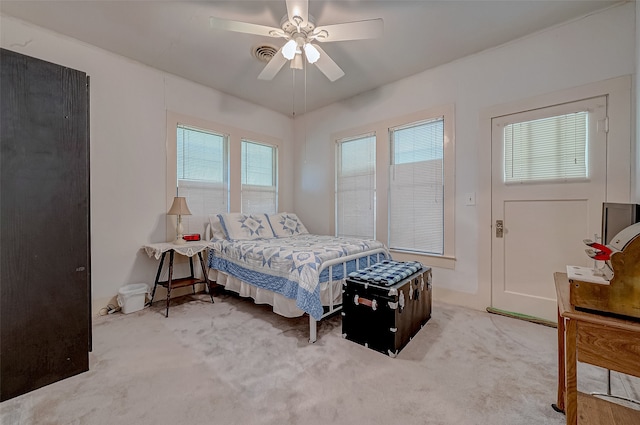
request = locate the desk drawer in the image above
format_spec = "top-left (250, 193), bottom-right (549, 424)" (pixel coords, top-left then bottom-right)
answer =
top-left (577, 321), bottom-right (640, 378)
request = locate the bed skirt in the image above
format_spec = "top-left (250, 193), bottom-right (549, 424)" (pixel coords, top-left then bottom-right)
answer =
top-left (207, 268), bottom-right (343, 318)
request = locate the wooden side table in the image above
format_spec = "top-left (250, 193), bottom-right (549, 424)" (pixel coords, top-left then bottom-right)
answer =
top-left (143, 241), bottom-right (214, 317)
top-left (553, 272), bottom-right (640, 425)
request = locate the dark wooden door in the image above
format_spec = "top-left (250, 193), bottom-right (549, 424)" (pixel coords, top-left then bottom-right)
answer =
top-left (1, 49), bottom-right (91, 401)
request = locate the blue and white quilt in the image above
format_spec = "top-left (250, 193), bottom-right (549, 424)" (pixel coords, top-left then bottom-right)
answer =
top-left (207, 234), bottom-right (389, 320)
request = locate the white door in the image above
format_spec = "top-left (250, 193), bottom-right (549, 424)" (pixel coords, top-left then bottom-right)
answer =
top-left (491, 96), bottom-right (608, 322)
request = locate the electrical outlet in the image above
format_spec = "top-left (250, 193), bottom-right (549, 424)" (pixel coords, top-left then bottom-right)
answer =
top-left (465, 192), bottom-right (476, 206)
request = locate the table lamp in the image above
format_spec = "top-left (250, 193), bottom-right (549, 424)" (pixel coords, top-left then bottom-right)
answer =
top-left (167, 196), bottom-right (192, 245)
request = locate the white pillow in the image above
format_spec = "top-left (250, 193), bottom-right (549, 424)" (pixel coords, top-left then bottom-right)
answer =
top-left (208, 214), bottom-right (227, 240)
top-left (217, 213), bottom-right (275, 240)
top-left (268, 212), bottom-right (309, 237)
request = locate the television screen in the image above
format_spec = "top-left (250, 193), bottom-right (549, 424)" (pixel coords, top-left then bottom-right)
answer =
top-left (602, 202), bottom-right (640, 245)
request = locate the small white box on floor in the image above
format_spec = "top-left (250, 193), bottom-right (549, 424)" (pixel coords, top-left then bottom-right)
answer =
top-left (117, 283), bottom-right (150, 314)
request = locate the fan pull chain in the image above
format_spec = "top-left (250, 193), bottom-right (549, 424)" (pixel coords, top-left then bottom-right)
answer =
top-left (304, 57), bottom-right (308, 163)
top-left (292, 68), bottom-right (296, 118)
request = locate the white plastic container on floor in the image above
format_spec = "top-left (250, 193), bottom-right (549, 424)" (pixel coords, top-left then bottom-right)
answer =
top-left (117, 283), bottom-right (150, 314)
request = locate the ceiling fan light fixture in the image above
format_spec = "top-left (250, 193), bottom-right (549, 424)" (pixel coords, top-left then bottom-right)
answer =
top-left (282, 39), bottom-right (297, 60)
top-left (211, 0), bottom-right (381, 81)
top-left (290, 53), bottom-right (304, 70)
top-left (303, 43), bottom-right (320, 64)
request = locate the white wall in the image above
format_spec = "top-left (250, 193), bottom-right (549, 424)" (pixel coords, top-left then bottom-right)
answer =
top-left (293, 2), bottom-right (636, 309)
top-left (1, 15), bottom-right (295, 314)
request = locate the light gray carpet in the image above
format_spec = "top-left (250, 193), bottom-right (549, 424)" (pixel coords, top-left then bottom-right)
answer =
top-left (2, 292), bottom-right (639, 425)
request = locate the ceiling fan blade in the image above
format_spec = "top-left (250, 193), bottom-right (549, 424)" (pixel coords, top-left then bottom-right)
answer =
top-left (210, 16), bottom-right (284, 38)
top-left (312, 45), bottom-right (345, 82)
top-left (258, 48), bottom-right (288, 81)
top-left (313, 18), bottom-right (384, 42)
top-left (286, 0), bottom-right (309, 27)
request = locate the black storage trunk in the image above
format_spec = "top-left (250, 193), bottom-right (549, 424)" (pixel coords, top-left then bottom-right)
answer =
top-left (342, 261), bottom-right (432, 357)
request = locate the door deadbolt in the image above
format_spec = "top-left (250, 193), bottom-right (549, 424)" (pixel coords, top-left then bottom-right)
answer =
top-left (496, 220), bottom-right (504, 238)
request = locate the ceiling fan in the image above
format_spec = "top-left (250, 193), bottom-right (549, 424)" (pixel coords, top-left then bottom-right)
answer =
top-left (210, 0), bottom-right (383, 82)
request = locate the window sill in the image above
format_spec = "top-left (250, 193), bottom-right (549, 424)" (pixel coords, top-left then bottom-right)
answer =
top-left (389, 250), bottom-right (456, 270)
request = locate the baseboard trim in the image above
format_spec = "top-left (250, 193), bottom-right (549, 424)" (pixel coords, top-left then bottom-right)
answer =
top-left (486, 307), bottom-right (557, 328)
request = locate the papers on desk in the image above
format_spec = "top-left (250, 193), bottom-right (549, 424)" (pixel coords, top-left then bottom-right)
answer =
top-left (566, 265), bottom-right (610, 285)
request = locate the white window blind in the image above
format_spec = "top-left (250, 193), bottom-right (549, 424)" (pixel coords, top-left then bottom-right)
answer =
top-left (336, 134), bottom-right (376, 239)
top-left (389, 118), bottom-right (444, 255)
top-left (241, 140), bottom-right (277, 214)
top-left (504, 111), bottom-right (588, 183)
top-left (177, 125), bottom-right (228, 235)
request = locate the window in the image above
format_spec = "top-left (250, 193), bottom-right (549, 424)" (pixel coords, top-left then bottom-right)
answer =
top-left (389, 117), bottom-right (445, 255)
top-left (504, 111), bottom-right (588, 184)
top-left (336, 134), bottom-right (376, 238)
top-left (176, 125), bottom-right (228, 234)
top-left (330, 105), bottom-right (454, 263)
top-left (241, 140), bottom-right (277, 214)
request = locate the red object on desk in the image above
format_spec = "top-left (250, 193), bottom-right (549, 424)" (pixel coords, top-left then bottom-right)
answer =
top-left (183, 234), bottom-right (201, 241)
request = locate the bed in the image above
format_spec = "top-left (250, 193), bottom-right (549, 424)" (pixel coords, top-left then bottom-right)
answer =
top-left (205, 212), bottom-right (389, 342)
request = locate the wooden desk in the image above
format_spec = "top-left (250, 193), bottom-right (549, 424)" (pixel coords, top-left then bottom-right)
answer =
top-left (554, 272), bottom-right (640, 425)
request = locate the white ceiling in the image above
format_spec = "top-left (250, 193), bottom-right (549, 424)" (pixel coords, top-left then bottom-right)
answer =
top-left (1, 0), bottom-right (621, 116)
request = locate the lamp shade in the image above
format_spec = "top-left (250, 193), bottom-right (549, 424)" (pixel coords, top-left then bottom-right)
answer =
top-left (303, 43), bottom-right (320, 64)
top-left (282, 39), bottom-right (297, 60)
top-left (167, 197), bottom-right (192, 216)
